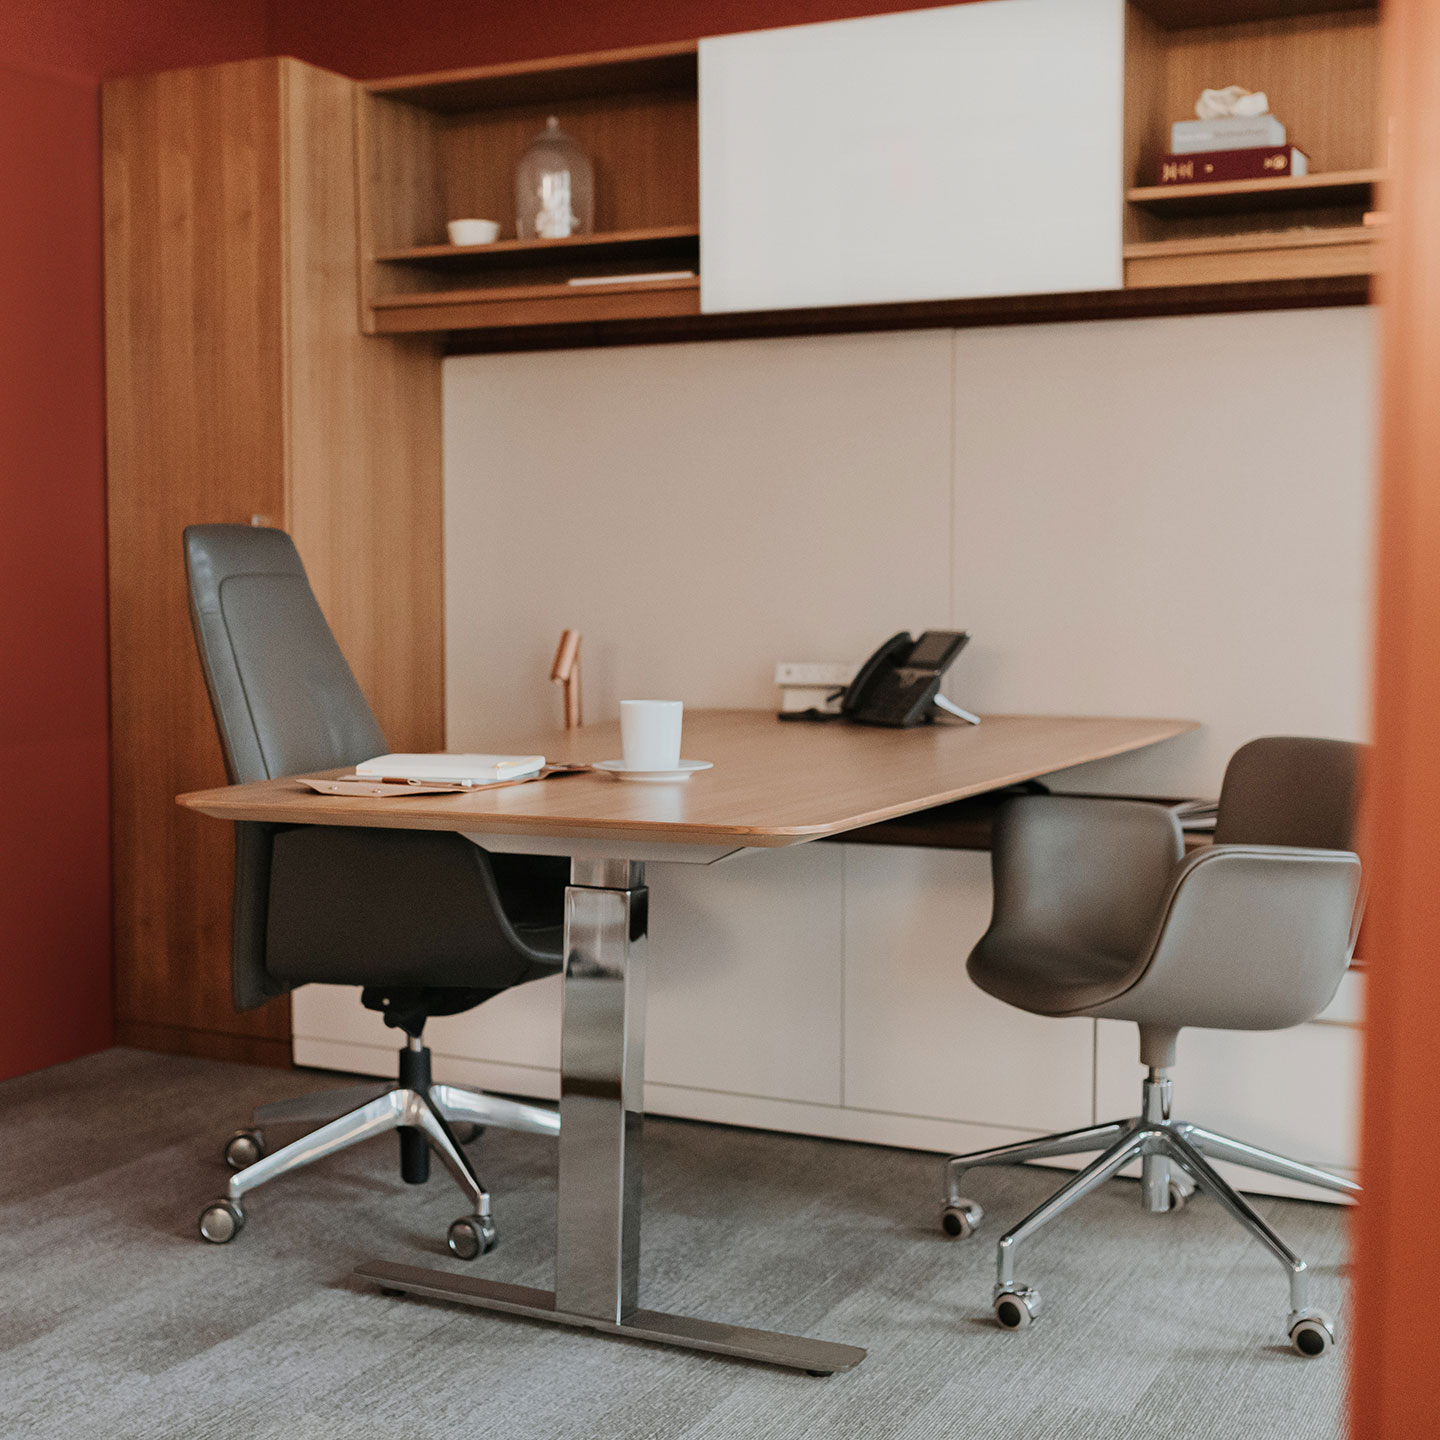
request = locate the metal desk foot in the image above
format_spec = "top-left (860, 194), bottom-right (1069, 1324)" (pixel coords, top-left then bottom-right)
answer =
top-left (354, 1263), bottom-right (866, 1374)
top-left (358, 857), bottom-right (866, 1376)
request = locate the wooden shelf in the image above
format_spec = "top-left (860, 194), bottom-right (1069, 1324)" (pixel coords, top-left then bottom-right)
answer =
top-left (1127, 169), bottom-right (1383, 217)
top-left (367, 41), bottom-right (697, 113)
top-left (372, 274), bottom-right (700, 333)
top-left (1125, 224), bottom-right (1376, 286)
top-left (376, 225), bottom-right (700, 267)
top-left (1131, 0), bottom-right (1375, 26)
top-left (353, 7), bottom-right (1382, 342)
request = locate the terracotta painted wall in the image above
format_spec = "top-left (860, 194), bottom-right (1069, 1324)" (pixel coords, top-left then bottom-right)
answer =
top-left (269, 0), bottom-right (964, 77)
top-left (0, 0), bottom-right (970, 1083)
top-left (0, 4), bottom-right (269, 1081)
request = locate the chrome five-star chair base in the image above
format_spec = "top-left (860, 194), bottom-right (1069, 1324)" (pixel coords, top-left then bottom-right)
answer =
top-left (197, 1036), bottom-right (558, 1259)
top-left (941, 1069), bottom-right (1359, 1357)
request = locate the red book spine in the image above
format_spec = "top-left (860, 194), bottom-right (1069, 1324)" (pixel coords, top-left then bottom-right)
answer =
top-left (1157, 147), bottom-right (1306, 184)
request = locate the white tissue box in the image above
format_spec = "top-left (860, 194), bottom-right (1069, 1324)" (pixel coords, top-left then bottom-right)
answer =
top-left (1171, 115), bottom-right (1286, 153)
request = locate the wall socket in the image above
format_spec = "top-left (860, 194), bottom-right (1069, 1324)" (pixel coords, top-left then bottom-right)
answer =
top-left (774, 661), bottom-right (859, 687)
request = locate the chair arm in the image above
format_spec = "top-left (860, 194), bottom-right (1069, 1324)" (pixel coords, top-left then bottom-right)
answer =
top-left (985, 795), bottom-right (1186, 963)
top-left (1093, 844), bottom-right (1363, 1033)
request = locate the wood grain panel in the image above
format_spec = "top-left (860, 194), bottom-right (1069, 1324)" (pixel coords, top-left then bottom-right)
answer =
top-left (280, 60), bottom-right (445, 755)
top-left (1133, 0), bottom-right (1374, 24)
top-left (103, 60), bottom-right (292, 1050)
top-left (179, 711), bottom-right (1197, 848)
top-left (368, 41), bottom-right (697, 113)
top-left (1126, 229), bottom-right (1376, 285)
top-left (358, 91), bottom-right (447, 307)
top-left (104, 56), bottom-right (445, 1064)
top-left (1163, 10), bottom-right (1380, 176)
top-left (1124, 2), bottom-right (1170, 242)
top-left (441, 89), bottom-right (699, 241)
top-left (114, 1019), bottom-right (293, 1068)
top-left (373, 279), bottom-right (699, 333)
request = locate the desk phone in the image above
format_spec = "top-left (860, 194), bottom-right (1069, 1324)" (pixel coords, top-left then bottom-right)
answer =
top-left (841, 630), bottom-right (972, 728)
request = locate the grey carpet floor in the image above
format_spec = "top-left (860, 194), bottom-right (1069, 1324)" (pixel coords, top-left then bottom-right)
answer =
top-left (0, 1048), bottom-right (1346, 1439)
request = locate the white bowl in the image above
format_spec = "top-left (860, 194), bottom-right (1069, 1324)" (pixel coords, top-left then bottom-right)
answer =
top-left (447, 219), bottom-right (500, 246)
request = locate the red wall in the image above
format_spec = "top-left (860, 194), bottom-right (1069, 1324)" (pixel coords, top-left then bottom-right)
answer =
top-left (0, 4), bottom-right (269, 1081)
top-left (0, 0), bottom-right (956, 1082)
top-left (270, 0), bottom-right (960, 78)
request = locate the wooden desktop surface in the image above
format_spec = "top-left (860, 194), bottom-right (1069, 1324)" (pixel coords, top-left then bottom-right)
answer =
top-left (177, 709), bottom-right (1196, 849)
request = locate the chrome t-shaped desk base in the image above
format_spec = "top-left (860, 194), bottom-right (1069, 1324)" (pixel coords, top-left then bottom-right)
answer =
top-left (356, 855), bottom-right (866, 1376)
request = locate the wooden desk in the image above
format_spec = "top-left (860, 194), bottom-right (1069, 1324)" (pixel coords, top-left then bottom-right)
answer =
top-left (178, 709), bottom-right (1194, 1374)
top-left (181, 709), bottom-right (1195, 852)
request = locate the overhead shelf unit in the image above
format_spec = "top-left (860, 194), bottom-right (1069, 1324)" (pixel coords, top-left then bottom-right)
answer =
top-left (1122, 0), bottom-right (1382, 289)
top-left (358, 0), bottom-right (1382, 346)
top-left (359, 43), bottom-right (701, 334)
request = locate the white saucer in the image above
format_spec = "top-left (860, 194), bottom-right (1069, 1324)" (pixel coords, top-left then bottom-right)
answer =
top-left (593, 759), bottom-right (713, 783)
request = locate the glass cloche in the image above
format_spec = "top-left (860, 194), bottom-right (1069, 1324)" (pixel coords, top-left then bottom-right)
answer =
top-left (515, 116), bottom-right (594, 240)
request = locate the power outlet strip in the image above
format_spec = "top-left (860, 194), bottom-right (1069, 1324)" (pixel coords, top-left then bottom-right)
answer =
top-left (774, 661), bottom-right (858, 687)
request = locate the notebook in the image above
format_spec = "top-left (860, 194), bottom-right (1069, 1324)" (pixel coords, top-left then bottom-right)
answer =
top-left (354, 753), bottom-right (546, 786)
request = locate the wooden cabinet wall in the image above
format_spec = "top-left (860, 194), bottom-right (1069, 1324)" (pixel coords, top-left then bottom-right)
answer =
top-left (103, 58), bottom-right (444, 1064)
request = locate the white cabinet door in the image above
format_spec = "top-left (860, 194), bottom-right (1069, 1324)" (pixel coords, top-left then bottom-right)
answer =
top-left (842, 845), bottom-right (1095, 1135)
top-left (645, 847), bottom-right (845, 1104)
top-left (699, 0), bottom-right (1125, 314)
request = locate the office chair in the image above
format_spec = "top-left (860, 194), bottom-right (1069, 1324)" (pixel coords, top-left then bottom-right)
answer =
top-left (940, 738), bottom-right (1363, 1357)
top-left (184, 524), bottom-right (567, 1260)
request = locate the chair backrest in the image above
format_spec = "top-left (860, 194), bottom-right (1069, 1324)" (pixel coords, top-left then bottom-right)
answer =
top-left (1211, 736), bottom-right (1361, 851)
top-left (183, 525), bottom-right (386, 782)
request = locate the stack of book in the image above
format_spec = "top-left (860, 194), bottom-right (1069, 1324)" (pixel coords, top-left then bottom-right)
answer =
top-left (1158, 113), bottom-right (1308, 186)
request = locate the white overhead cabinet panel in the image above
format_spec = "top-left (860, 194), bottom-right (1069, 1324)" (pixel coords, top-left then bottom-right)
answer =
top-left (699, 0), bottom-right (1125, 313)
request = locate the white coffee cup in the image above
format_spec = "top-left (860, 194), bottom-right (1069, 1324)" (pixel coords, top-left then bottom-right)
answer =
top-left (447, 218), bottom-right (500, 246)
top-left (620, 700), bottom-right (683, 772)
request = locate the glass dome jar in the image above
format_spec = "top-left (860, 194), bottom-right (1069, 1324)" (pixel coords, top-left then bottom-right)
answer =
top-left (515, 116), bottom-right (594, 240)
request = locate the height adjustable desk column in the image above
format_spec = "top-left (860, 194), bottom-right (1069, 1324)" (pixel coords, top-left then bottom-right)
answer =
top-left (180, 709), bottom-right (1193, 1373)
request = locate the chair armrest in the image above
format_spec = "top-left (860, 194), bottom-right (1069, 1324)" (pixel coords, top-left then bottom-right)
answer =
top-left (985, 795), bottom-right (1186, 963)
top-left (1094, 844), bottom-right (1363, 1032)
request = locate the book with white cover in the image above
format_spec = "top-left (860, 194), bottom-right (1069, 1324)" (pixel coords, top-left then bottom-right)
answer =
top-left (355, 753), bottom-right (545, 786)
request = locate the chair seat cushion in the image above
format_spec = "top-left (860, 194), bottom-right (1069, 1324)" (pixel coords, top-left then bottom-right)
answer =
top-left (967, 934), bottom-right (1142, 1017)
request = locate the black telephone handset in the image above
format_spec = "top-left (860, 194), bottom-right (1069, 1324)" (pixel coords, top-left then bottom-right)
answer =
top-left (841, 629), bottom-right (971, 728)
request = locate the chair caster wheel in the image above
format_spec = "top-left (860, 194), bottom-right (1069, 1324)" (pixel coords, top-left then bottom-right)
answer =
top-left (447, 1215), bottom-right (496, 1261)
top-left (1167, 1173), bottom-right (1195, 1211)
top-left (449, 1122), bottom-right (483, 1145)
top-left (223, 1129), bottom-right (266, 1170)
top-left (1288, 1310), bottom-right (1335, 1357)
top-left (198, 1199), bottom-right (245, 1244)
top-left (993, 1285), bottom-right (1040, 1330)
top-left (941, 1200), bottom-right (983, 1239)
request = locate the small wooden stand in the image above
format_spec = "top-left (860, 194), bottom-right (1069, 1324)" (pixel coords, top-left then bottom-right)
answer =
top-left (551, 630), bottom-right (583, 729)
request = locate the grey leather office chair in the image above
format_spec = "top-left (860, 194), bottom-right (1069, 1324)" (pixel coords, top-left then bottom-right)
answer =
top-left (184, 524), bottom-right (566, 1260)
top-left (941, 738), bottom-right (1363, 1358)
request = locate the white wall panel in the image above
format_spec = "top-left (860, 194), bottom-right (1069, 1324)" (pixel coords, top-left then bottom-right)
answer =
top-left (700, 0), bottom-right (1124, 312)
top-left (950, 307), bottom-right (1376, 797)
top-left (645, 847), bottom-right (844, 1103)
top-left (288, 310), bottom-right (1377, 1199)
top-left (842, 845), bottom-right (1094, 1133)
top-left (443, 330), bottom-right (953, 739)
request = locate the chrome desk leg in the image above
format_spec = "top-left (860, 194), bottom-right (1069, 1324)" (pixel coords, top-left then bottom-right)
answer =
top-left (357, 856), bottom-right (866, 1375)
top-left (555, 858), bottom-right (649, 1321)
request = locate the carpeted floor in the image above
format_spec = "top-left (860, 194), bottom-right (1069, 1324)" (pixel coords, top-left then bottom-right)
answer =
top-left (0, 1048), bottom-right (1347, 1439)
